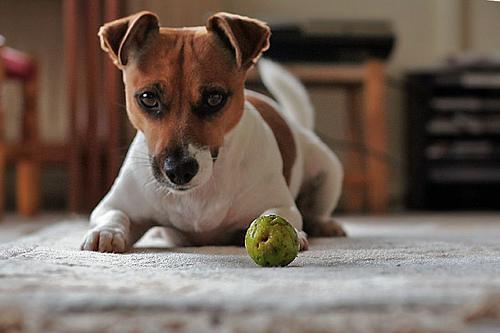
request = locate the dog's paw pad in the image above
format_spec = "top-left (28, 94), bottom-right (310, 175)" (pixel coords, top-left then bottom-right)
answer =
top-left (81, 228), bottom-right (127, 253)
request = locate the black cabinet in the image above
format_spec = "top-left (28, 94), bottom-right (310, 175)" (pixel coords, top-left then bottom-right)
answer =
top-left (406, 68), bottom-right (500, 210)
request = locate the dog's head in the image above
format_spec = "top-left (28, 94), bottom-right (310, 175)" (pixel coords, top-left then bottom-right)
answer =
top-left (99, 11), bottom-right (270, 191)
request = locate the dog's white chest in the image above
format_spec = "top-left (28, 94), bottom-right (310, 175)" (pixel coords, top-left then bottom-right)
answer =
top-left (108, 107), bottom-right (295, 238)
top-left (158, 187), bottom-right (232, 233)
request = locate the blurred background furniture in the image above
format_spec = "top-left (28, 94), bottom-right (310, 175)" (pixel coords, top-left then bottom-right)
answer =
top-left (63, 0), bottom-right (125, 213)
top-left (248, 60), bottom-right (388, 214)
top-left (0, 35), bottom-right (4, 217)
top-left (0, 36), bottom-right (40, 217)
top-left (406, 64), bottom-right (500, 210)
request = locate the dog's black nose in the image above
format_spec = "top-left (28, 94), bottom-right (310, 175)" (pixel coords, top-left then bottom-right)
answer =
top-left (163, 156), bottom-right (199, 186)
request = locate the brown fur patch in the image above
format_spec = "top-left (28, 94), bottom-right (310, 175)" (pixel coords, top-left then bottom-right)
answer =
top-left (246, 93), bottom-right (296, 184)
top-left (122, 28), bottom-right (247, 156)
top-left (207, 13), bottom-right (270, 69)
top-left (99, 12), bottom-right (271, 164)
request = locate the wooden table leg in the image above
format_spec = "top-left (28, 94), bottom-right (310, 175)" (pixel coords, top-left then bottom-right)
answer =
top-left (343, 87), bottom-right (367, 212)
top-left (104, 0), bottom-right (122, 190)
top-left (362, 60), bottom-right (388, 213)
top-left (64, 0), bottom-right (82, 213)
top-left (85, 0), bottom-right (102, 211)
top-left (0, 146), bottom-right (4, 219)
top-left (16, 64), bottom-right (40, 216)
top-left (0, 48), bottom-right (5, 219)
top-left (16, 159), bottom-right (40, 216)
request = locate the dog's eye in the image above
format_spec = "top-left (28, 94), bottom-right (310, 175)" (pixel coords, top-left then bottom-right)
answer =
top-left (136, 90), bottom-right (165, 118)
top-left (138, 91), bottom-right (159, 109)
top-left (206, 92), bottom-right (224, 107)
top-left (203, 90), bottom-right (227, 110)
top-left (193, 88), bottom-right (229, 118)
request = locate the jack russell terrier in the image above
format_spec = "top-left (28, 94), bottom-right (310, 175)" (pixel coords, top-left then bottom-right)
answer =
top-left (81, 11), bottom-right (345, 253)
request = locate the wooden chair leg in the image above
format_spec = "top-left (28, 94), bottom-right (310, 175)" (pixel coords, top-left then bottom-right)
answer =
top-left (64, 0), bottom-right (82, 213)
top-left (343, 88), bottom-right (367, 213)
top-left (85, 0), bottom-right (102, 211)
top-left (17, 64), bottom-right (40, 217)
top-left (104, 0), bottom-right (122, 190)
top-left (362, 60), bottom-right (388, 214)
top-left (16, 159), bottom-right (39, 216)
top-left (0, 45), bottom-right (5, 219)
top-left (0, 145), bottom-right (5, 219)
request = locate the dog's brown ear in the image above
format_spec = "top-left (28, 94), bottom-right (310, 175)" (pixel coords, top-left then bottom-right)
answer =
top-left (207, 12), bottom-right (270, 69)
top-left (98, 11), bottom-right (159, 68)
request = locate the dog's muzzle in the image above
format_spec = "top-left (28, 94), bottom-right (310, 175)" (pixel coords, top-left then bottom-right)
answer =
top-left (163, 154), bottom-right (199, 186)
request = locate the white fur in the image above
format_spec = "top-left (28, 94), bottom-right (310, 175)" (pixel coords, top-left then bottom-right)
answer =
top-left (81, 60), bottom-right (343, 252)
top-left (186, 144), bottom-right (213, 189)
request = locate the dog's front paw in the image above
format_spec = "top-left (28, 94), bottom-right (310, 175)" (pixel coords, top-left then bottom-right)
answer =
top-left (297, 230), bottom-right (309, 251)
top-left (80, 227), bottom-right (129, 253)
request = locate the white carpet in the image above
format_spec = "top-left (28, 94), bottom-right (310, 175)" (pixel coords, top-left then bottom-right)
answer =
top-left (1, 214), bottom-right (500, 333)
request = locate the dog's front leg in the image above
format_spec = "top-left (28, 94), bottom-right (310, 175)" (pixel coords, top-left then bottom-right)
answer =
top-left (81, 205), bottom-right (156, 253)
top-left (81, 209), bottom-right (131, 253)
top-left (80, 144), bottom-right (155, 253)
top-left (252, 175), bottom-right (309, 251)
top-left (260, 205), bottom-right (309, 251)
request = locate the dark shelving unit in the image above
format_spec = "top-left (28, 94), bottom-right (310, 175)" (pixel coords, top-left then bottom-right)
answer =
top-left (405, 67), bottom-right (500, 210)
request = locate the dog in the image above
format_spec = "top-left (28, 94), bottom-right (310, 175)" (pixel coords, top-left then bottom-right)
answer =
top-left (81, 11), bottom-right (345, 253)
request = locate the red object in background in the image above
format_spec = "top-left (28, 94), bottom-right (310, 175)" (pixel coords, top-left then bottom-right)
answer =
top-left (0, 36), bottom-right (40, 218)
top-left (1, 46), bottom-right (37, 80)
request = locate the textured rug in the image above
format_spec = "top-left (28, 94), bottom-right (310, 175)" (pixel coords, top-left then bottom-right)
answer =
top-left (1, 215), bottom-right (500, 333)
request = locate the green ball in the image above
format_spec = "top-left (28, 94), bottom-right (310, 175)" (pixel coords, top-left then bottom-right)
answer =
top-left (245, 215), bottom-right (299, 267)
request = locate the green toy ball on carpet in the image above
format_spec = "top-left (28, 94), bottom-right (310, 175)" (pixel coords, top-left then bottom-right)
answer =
top-left (245, 215), bottom-right (299, 267)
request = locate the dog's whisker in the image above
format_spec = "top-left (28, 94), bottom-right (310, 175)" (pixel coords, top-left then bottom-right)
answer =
top-left (130, 155), bottom-right (151, 160)
top-left (128, 162), bottom-right (150, 168)
top-left (128, 161), bottom-right (150, 166)
top-left (129, 158), bottom-right (150, 163)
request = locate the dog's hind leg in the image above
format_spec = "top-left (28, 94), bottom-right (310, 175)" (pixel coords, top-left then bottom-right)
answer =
top-left (296, 136), bottom-right (346, 237)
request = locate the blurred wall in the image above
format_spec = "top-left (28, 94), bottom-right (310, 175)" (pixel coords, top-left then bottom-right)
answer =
top-left (1, 0), bottom-right (500, 208)
top-left (466, 0), bottom-right (500, 52)
top-left (126, 0), bottom-right (221, 26)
